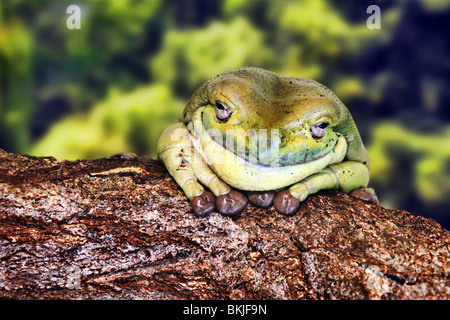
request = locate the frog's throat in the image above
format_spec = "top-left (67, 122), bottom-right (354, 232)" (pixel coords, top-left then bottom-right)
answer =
top-left (189, 107), bottom-right (347, 191)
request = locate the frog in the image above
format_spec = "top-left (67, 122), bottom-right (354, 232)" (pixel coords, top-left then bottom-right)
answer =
top-left (157, 67), bottom-right (378, 218)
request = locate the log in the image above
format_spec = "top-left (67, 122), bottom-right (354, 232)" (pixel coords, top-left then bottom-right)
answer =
top-left (1, 147), bottom-right (450, 300)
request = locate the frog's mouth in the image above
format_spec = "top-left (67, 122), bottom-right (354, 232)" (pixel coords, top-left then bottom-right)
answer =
top-left (189, 107), bottom-right (347, 191)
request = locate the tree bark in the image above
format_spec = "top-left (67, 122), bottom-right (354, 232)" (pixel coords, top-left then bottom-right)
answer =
top-left (1, 148), bottom-right (449, 300)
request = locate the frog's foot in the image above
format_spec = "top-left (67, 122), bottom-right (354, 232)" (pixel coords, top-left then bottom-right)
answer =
top-left (349, 187), bottom-right (379, 205)
top-left (247, 191), bottom-right (276, 209)
top-left (273, 189), bottom-right (300, 216)
top-left (191, 191), bottom-right (216, 217)
top-left (216, 190), bottom-right (248, 217)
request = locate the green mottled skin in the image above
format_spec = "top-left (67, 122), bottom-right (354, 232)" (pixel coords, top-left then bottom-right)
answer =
top-left (157, 67), bottom-right (372, 213)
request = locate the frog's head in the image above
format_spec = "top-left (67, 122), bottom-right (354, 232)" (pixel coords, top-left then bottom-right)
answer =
top-left (182, 67), bottom-right (347, 167)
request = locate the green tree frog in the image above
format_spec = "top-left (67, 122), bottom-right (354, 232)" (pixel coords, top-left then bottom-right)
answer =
top-left (157, 67), bottom-right (377, 217)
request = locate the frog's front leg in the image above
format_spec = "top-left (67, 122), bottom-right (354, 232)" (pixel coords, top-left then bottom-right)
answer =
top-left (157, 122), bottom-right (247, 217)
top-left (273, 161), bottom-right (375, 215)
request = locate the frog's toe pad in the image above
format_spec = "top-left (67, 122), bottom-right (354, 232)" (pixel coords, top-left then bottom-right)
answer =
top-left (248, 191), bottom-right (276, 209)
top-left (216, 190), bottom-right (248, 217)
top-left (274, 190), bottom-right (300, 216)
top-left (349, 187), bottom-right (379, 205)
top-left (191, 191), bottom-right (216, 217)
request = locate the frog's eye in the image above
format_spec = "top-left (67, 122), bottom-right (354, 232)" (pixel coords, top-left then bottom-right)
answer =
top-left (310, 122), bottom-right (329, 139)
top-left (215, 101), bottom-right (232, 122)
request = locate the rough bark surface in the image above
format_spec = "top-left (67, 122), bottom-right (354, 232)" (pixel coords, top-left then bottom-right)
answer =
top-left (1, 148), bottom-right (450, 300)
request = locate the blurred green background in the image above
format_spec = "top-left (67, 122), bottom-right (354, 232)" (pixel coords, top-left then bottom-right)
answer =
top-left (1, 0), bottom-right (450, 228)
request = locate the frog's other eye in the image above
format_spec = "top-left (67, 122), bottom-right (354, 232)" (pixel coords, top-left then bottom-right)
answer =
top-left (215, 101), bottom-right (232, 122)
top-left (310, 122), bottom-right (329, 139)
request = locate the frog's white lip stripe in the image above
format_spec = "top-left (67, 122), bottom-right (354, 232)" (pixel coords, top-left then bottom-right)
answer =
top-left (189, 107), bottom-right (347, 191)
